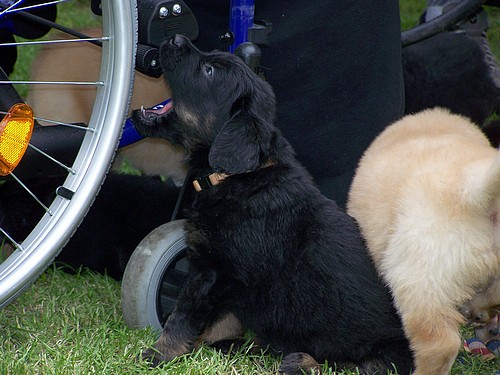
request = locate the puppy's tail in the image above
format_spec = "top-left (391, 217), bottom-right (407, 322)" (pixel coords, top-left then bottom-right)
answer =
top-left (461, 147), bottom-right (500, 210)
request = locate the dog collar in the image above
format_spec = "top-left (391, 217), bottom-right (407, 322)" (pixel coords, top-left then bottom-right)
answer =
top-left (193, 172), bottom-right (229, 192)
top-left (192, 160), bottom-right (274, 192)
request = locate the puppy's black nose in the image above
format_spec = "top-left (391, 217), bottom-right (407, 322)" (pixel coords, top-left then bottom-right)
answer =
top-left (172, 34), bottom-right (188, 47)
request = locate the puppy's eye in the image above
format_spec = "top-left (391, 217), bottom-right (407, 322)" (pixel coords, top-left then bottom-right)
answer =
top-left (203, 65), bottom-right (214, 78)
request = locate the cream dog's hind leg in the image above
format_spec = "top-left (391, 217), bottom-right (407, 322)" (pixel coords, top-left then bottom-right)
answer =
top-left (379, 187), bottom-right (498, 375)
top-left (382, 245), bottom-right (465, 375)
top-left (385, 262), bottom-right (465, 375)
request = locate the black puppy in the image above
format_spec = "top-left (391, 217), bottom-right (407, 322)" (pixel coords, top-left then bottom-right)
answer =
top-left (132, 34), bottom-right (414, 375)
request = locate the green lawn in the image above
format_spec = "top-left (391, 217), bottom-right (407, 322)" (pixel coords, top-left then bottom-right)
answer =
top-left (1, 267), bottom-right (499, 375)
top-left (1, 1), bottom-right (500, 374)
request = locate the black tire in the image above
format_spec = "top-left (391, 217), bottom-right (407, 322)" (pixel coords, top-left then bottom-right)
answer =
top-left (121, 219), bottom-right (189, 332)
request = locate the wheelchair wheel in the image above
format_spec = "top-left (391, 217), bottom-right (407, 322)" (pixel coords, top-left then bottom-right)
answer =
top-left (0, 0), bottom-right (137, 308)
top-left (121, 220), bottom-right (189, 332)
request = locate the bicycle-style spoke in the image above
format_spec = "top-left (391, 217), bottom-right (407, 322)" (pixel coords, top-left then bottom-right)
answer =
top-left (1, 80), bottom-right (102, 85)
top-left (27, 143), bottom-right (76, 174)
top-left (0, 0), bottom-right (25, 16)
top-left (0, 227), bottom-right (22, 251)
top-left (9, 173), bottom-right (52, 215)
top-left (0, 36), bottom-right (108, 47)
top-left (0, 111), bottom-right (94, 130)
top-left (1, 0), bottom-right (70, 14)
top-left (32, 116), bottom-right (93, 131)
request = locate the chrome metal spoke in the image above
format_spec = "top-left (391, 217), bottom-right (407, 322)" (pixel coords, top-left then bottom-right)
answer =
top-left (0, 37), bottom-right (108, 47)
top-left (0, 80), bottom-right (103, 85)
top-left (0, 38), bottom-right (107, 87)
top-left (0, 0), bottom-right (24, 17)
top-left (27, 143), bottom-right (76, 174)
top-left (9, 173), bottom-right (53, 215)
top-left (0, 227), bottom-right (22, 251)
top-left (33, 117), bottom-right (93, 131)
top-left (0, 111), bottom-right (93, 131)
top-left (1, 0), bottom-right (71, 14)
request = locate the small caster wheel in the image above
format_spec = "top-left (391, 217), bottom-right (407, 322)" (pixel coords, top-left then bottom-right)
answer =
top-left (121, 219), bottom-right (189, 332)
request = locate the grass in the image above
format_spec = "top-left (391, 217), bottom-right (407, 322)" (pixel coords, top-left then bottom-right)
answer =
top-left (0, 267), bottom-right (301, 375)
top-left (0, 267), bottom-right (499, 374)
top-left (1, 0), bottom-right (500, 374)
top-left (0, 267), bottom-right (277, 375)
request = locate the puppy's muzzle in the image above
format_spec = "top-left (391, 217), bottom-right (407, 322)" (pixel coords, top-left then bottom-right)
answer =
top-left (159, 34), bottom-right (191, 71)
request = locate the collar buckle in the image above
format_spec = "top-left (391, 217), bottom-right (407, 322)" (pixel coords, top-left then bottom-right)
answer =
top-left (193, 172), bottom-right (229, 192)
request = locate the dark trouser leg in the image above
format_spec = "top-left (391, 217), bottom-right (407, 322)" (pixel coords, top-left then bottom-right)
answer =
top-left (257, 0), bottom-right (405, 207)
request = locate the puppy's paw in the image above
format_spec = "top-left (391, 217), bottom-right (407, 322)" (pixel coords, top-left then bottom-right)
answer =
top-left (279, 352), bottom-right (321, 375)
top-left (140, 333), bottom-right (195, 367)
top-left (140, 347), bottom-right (166, 367)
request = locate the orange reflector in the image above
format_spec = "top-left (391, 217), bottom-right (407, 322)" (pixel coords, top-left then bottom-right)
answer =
top-left (0, 103), bottom-right (34, 176)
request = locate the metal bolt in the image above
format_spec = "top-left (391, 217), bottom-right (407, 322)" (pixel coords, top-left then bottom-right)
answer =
top-left (159, 6), bottom-right (168, 18)
top-left (219, 31), bottom-right (234, 44)
top-left (172, 4), bottom-right (182, 15)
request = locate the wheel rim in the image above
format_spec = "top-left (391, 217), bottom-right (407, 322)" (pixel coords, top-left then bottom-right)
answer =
top-left (0, 0), bottom-right (137, 308)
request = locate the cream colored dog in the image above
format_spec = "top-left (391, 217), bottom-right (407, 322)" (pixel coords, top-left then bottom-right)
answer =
top-left (347, 107), bottom-right (500, 375)
top-left (27, 28), bottom-right (187, 184)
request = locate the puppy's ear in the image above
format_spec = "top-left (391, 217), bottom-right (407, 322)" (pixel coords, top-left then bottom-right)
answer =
top-left (209, 95), bottom-right (273, 174)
